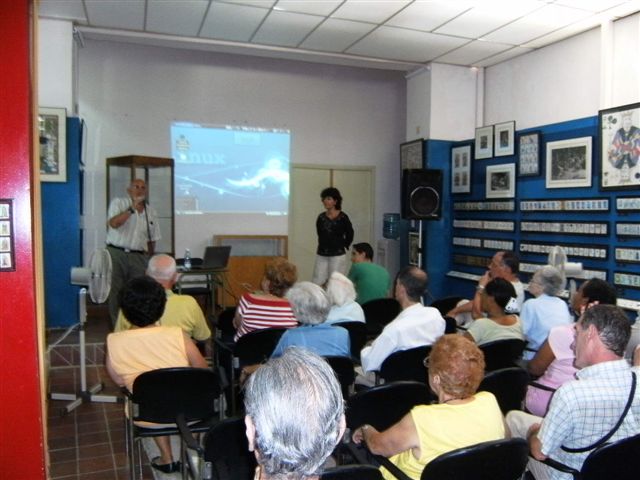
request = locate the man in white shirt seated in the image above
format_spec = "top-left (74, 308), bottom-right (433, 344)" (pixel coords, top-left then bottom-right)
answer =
top-left (360, 266), bottom-right (446, 373)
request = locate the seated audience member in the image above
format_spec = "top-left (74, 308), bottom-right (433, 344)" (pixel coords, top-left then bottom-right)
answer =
top-left (270, 281), bottom-right (350, 358)
top-left (360, 266), bottom-right (445, 373)
top-left (114, 253), bottom-right (211, 342)
top-left (325, 271), bottom-right (365, 324)
top-left (463, 278), bottom-right (524, 346)
top-left (525, 278), bottom-right (618, 417)
top-left (348, 242), bottom-right (391, 304)
top-left (233, 257), bottom-right (298, 341)
top-left (106, 276), bottom-right (208, 474)
top-left (244, 347), bottom-right (346, 480)
top-left (448, 251), bottom-right (525, 324)
top-left (521, 266), bottom-right (572, 359)
top-left (507, 305), bottom-right (640, 480)
top-left (353, 335), bottom-right (505, 480)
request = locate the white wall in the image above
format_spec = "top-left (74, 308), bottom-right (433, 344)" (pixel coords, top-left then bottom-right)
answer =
top-left (38, 19), bottom-right (73, 112)
top-left (612, 13), bottom-right (640, 107)
top-left (77, 39), bottom-right (406, 259)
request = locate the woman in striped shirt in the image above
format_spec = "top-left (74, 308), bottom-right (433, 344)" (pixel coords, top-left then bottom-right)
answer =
top-left (233, 257), bottom-right (298, 341)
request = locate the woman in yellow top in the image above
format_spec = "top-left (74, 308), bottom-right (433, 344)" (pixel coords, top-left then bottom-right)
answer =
top-left (352, 335), bottom-right (505, 480)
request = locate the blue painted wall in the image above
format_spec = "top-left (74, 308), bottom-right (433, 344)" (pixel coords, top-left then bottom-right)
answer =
top-left (42, 117), bottom-right (82, 327)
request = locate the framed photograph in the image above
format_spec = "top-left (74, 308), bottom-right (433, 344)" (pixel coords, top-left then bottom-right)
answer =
top-left (494, 121), bottom-right (515, 157)
top-left (38, 107), bottom-right (67, 182)
top-left (599, 102), bottom-right (640, 190)
top-left (475, 126), bottom-right (493, 160)
top-left (451, 144), bottom-right (472, 194)
top-left (545, 137), bottom-right (592, 189)
top-left (408, 232), bottom-right (420, 266)
top-left (518, 131), bottom-right (540, 176)
top-left (486, 163), bottom-right (515, 199)
top-left (0, 199), bottom-right (15, 272)
top-left (400, 139), bottom-right (424, 170)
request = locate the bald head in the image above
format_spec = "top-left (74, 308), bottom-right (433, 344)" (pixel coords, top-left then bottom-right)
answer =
top-left (146, 254), bottom-right (177, 288)
top-left (396, 266), bottom-right (428, 303)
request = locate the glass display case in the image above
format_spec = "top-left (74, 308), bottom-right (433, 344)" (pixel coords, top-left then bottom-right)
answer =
top-left (106, 155), bottom-right (174, 255)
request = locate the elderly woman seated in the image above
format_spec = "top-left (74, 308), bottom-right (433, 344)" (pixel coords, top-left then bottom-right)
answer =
top-left (106, 276), bottom-right (208, 474)
top-left (353, 335), bottom-right (505, 480)
top-left (520, 265), bottom-right (571, 359)
top-left (233, 257), bottom-right (298, 341)
top-left (464, 278), bottom-right (524, 346)
top-left (325, 271), bottom-right (365, 324)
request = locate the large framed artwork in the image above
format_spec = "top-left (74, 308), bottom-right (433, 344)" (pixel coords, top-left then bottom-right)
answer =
top-left (518, 131), bottom-right (541, 176)
top-left (400, 139), bottom-right (424, 170)
top-left (494, 121), bottom-right (515, 157)
top-left (451, 144), bottom-right (472, 194)
top-left (545, 137), bottom-right (592, 189)
top-left (486, 163), bottom-right (515, 199)
top-left (599, 102), bottom-right (640, 191)
top-left (38, 107), bottom-right (67, 182)
top-left (475, 126), bottom-right (493, 160)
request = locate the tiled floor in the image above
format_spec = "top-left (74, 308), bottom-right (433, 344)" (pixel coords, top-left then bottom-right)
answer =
top-left (47, 305), bottom-right (153, 479)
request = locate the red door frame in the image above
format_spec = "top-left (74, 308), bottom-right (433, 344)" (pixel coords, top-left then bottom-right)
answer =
top-left (0, 1), bottom-right (47, 477)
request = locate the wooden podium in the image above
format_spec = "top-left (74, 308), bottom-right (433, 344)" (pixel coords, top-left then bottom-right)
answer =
top-left (214, 235), bottom-right (288, 306)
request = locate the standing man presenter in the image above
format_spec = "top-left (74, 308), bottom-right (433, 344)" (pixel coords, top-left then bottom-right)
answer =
top-left (106, 178), bottom-right (161, 326)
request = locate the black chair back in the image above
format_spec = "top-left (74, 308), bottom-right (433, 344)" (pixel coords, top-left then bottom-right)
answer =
top-left (321, 465), bottom-right (384, 479)
top-left (131, 367), bottom-right (220, 423)
top-left (203, 417), bottom-right (257, 480)
top-left (234, 327), bottom-right (288, 366)
top-left (479, 339), bottom-right (526, 371)
top-left (324, 356), bottom-right (356, 399)
top-left (346, 381), bottom-right (431, 431)
top-left (379, 345), bottom-right (431, 384)
top-left (420, 438), bottom-right (529, 480)
top-left (580, 433), bottom-right (640, 479)
top-left (443, 316), bottom-right (457, 334)
top-left (332, 321), bottom-right (367, 362)
top-left (214, 307), bottom-right (237, 339)
top-left (430, 296), bottom-right (465, 317)
top-left (478, 367), bottom-right (529, 414)
top-left (362, 298), bottom-right (401, 339)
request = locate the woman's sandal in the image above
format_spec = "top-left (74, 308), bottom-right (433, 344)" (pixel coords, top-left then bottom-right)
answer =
top-left (151, 456), bottom-right (181, 474)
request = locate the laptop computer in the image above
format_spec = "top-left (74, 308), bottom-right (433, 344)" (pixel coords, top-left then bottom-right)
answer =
top-left (200, 246), bottom-right (232, 270)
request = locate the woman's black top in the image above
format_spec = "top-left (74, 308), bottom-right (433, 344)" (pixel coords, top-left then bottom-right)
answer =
top-left (316, 211), bottom-right (354, 256)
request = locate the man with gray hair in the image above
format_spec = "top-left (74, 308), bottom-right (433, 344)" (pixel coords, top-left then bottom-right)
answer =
top-left (520, 265), bottom-right (572, 359)
top-left (244, 347), bottom-right (346, 480)
top-left (507, 304), bottom-right (640, 479)
top-left (114, 253), bottom-right (210, 341)
top-left (270, 281), bottom-right (350, 358)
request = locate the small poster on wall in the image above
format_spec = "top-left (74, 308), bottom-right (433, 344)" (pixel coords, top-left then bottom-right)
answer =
top-left (599, 102), bottom-right (640, 191)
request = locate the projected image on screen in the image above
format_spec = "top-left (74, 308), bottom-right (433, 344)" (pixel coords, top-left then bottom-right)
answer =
top-left (171, 123), bottom-right (290, 215)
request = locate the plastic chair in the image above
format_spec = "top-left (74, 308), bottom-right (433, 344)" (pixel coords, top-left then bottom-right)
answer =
top-left (124, 367), bottom-right (223, 480)
top-left (478, 367), bottom-right (530, 414)
top-left (429, 296), bottom-right (465, 317)
top-left (478, 339), bottom-right (526, 371)
top-left (324, 356), bottom-right (356, 399)
top-left (541, 433), bottom-right (640, 480)
top-left (321, 464), bottom-right (384, 479)
top-left (377, 345), bottom-right (432, 385)
top-left (332, 321), bottom-right (367, 363)
top-left (443, 315), bottom-right (457, 334)
top-left (362, 298), bottom-right (401, 339)
top-left (202, 417), bottom-right (257, 480)
top-left (376, 438), bottom-right (529, 480)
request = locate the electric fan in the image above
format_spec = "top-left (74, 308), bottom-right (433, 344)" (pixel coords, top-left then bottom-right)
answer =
top-left (49, 249), bottom-right (118, 415)
top-left (548, 245), bottom-right (584, 300)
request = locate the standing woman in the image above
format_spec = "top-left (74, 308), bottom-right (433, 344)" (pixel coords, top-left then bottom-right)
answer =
top-left (313, 187), bottom-right (354, 286)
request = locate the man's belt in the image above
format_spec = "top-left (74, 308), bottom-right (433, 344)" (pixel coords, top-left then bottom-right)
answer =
top-left (107, 244), bottom-right (145, 254)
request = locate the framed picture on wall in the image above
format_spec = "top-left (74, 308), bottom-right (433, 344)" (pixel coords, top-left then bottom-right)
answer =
top-left (486, 163), bottom-right (515, 198)
top-left (400, 139), bottom-right (424, 170)
top-left (408, 232), bottom-right (420, 266)
top-left (475, 126), bottom-right (493, 159)
top-left (518, 131), bottom-right (541, 176)
top-left (598, 102), bottom-right (640, 191)
top-left (451, 144), bottom-right (472, 194)
top-left (545, 136), bottom-right (592, 189)
top-left (494, 121), bottom-right (515, 156)
top-left (38, 107), bottom-right (67, 182)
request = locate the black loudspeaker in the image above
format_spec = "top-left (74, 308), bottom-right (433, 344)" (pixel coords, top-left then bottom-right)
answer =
top-left (401, 169), bottom-right (443, 220)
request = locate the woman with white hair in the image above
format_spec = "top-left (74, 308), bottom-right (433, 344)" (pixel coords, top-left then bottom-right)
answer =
top-left (325, 271), bottom-right (365, 324)
top-left (520, 265), bottom-right (571, 359)
top-left (270, 281), bottom-right (350, 358)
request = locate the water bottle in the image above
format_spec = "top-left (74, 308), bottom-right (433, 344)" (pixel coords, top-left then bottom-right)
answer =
top-left (383, 213), bottom-right (401, 239)
top-left (184, 249), bottom-right (191, 270)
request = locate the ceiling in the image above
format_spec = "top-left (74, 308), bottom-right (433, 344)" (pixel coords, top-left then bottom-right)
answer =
top-left (39, 0), bottom-right (640, 72)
